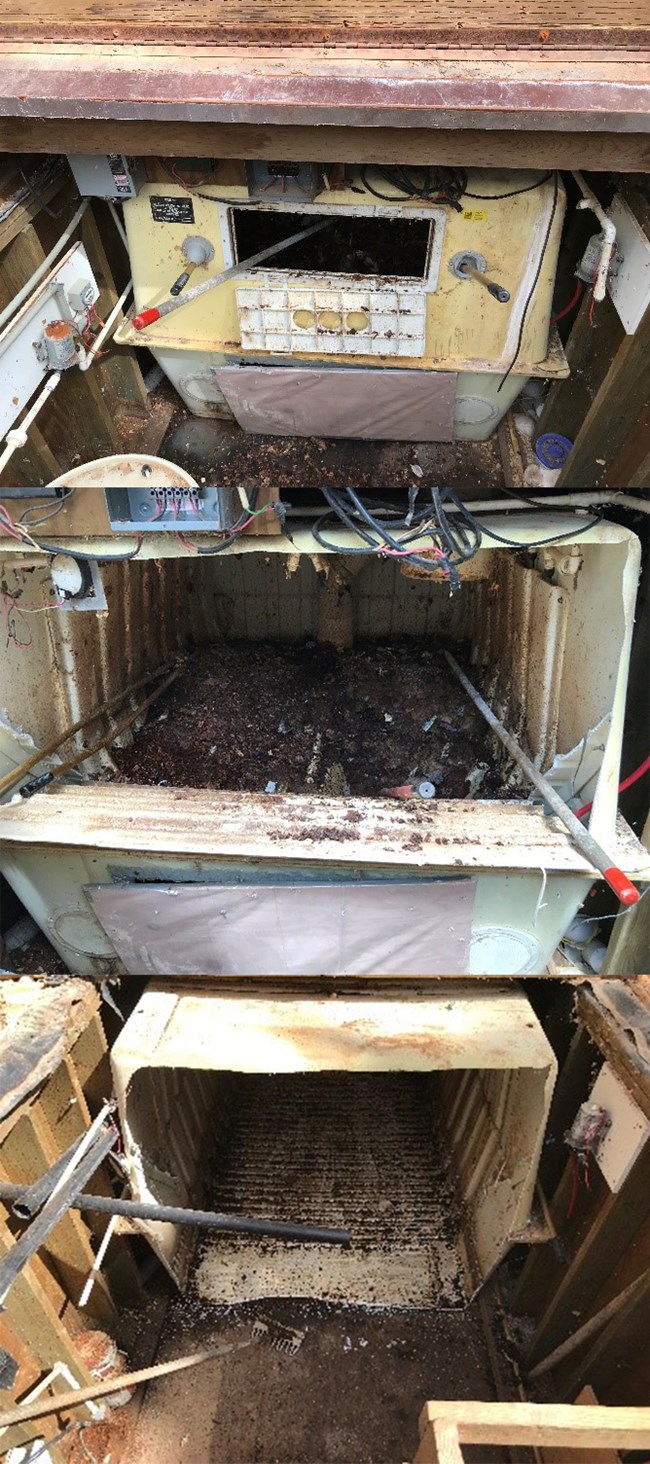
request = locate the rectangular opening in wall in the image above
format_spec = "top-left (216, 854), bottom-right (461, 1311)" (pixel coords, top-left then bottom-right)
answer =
top-left (232, 209), bottom-right (433, 278)
top-left (111, 987), bottom-right (557, 1304)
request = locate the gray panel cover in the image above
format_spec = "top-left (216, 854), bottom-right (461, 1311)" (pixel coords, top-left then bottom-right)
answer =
top-left (88, 880), bottom-right (475, 976)
top-left (213, 366), bottom-right (457, 440)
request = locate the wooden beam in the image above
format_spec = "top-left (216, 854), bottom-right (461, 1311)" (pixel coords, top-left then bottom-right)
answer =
top-left (0, 171), bottom-right (69, 253)
top-left (535, 291), bottom-right (624, 453)
top-left (1, 119), bottom-right (650, 173)
top-left (81, 203), bottom-right (149, 416)
top-left (0, 424), bottom-right (63, 489)
top-left (538, 1387), bottom-right (620, 1464)
top-left (558, 302), bottom-right (650, 488)
top-left (418, 1400), bottom-right (650, 1449)
top-left (524, 1142), bottom-right (650, 1366)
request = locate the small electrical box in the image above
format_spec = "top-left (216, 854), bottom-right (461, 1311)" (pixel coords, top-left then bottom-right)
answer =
top-left (66, 154), bottom-right (144, 199)
top-left (245, 160), bottom-right (323, 202)
top-left (105, 486), bottom-right (242, 532)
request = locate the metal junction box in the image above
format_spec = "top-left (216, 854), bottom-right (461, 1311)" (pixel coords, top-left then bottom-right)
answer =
top-left (105, 486), bottom-right (241, 531)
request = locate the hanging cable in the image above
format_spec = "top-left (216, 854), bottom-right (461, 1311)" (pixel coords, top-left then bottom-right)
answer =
top-left (357, 164), bottom-right (467, 211)
top-left (497, 171), bottom-right (560, 391)
top-left (313, 485), bottom-right (482, 592)
top-left (464, 172), bottom-right (554, 201)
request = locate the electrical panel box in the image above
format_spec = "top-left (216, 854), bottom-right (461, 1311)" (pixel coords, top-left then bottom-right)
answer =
top-left (105, 486), bottom-right (242, 532)
top-left (245, 160), bottom-right (323, 202)
top-left (66, 154), bottom-right (144, 198)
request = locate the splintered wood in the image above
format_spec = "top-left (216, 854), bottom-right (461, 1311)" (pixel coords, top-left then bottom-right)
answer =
top-left (1, 0), bottom-right (648, 39)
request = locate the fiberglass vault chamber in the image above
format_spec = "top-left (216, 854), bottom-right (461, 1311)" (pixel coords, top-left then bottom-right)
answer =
top-left (110, 982), bottom-right (557, 1306)
top-left (0, 516), bottom-right (647, 977)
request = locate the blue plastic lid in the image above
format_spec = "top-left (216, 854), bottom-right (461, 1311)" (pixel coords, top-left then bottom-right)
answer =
top-left (534, 432), bottom-right (573, 469)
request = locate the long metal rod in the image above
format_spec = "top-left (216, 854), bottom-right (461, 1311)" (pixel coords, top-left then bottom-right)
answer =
top-left (444, 651), bottom-right (641, 907)
top-left (0, 659), bottom-right (178, 800)
top-left (132, 218), bottom-right (333, 329)
top-left (21, 664), bottom-right (183, 796)
top-left (11, 1136), bottom-right (90, 1220)
top-left (0, 1127), bottom-right (117, 1307)
top-left (0, 1183), bottom-right (351, 1247)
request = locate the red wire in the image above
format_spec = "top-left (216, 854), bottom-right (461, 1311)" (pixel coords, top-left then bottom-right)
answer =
top-left (550, 279), bottom-right (584, 325)
top-left (175, 532), bottom-right (199, 554)
top-left (567, 1151), bottom-right (580, 1220)
top-left (575, 755), bottom-right (650, 819)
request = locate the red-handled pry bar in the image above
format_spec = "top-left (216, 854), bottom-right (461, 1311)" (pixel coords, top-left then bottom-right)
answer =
top-left (132, 218), bottom-right (333, 331)
top-left (444, 651), bottom-right (641, 906)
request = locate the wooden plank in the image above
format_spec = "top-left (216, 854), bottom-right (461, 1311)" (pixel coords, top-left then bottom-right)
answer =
top-left (81, 203), bottom-right (149, 415)
top-left (3, 120), bottom-right (650, 173)
top-left (3, 424), bottom-right (63, 488)
top-left (1, 1106), bottom-right (117, 1331)
top-left (607, 400), bottom-right (650, 488)
top-left (525, 1141), bottom-right (650, 1366)
top-left (0, 1214), bottom-right (93, 1380)
top-left (558, 302), bottom-right (650, 488)
top-left (535, 292), bottom-right (624, 453)
top-left (419, 1400), bottom-right (650, 1448)
top-left (0, 171), bottom-right (69, 253)
top-left (560, 1268), bottom-right (650, 1402)
top-left (539, 1387), bottom-right (620, 1463)
top-left (37, 360), bottom-right (122, 464)
top-left (0, 221), bottom-right (46, 296)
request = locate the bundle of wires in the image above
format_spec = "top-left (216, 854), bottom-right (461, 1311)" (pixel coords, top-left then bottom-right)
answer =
top-left (356, 165), bottom-right (467, 211)
top-left (313, 483), bottom-right (604, 593)
top-left (313, 484), bottom-right (481, 592)
top-left (174, 485), bottom-right (287, 554)
top-left (0, 501), bottom-right (143, 562)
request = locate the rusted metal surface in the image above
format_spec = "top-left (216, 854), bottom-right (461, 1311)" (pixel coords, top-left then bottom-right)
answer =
top-left (0, 47), bottom-right (649, 131)
top-left (1, 785), bottom-right (648, 876)
top-left (0, 977), bottom-right (99, 1124)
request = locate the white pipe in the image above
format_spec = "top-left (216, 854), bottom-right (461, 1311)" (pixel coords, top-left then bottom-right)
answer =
top-left (107, 200), bottom-right (130, 255)
top-left (572, 171), bottom-right (617, 303)
top-left (0, 199), bottom-right (89, 335)
top-left (78, 280), bottom-right (133, 370)
top-left (0, 279), bottom-right (133, 474)
top-left (0, 374), bottom-right (61, 476)
top-left (287, 492), bottom-right (650, 518)
top-left (78, 1213), bottom-right (118, 1308)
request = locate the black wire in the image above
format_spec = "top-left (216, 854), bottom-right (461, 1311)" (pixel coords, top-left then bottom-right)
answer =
top-left (358, 165), bottom-right (467, 211)
top-left (18, 163), bottom-right (76, 219)
top-left (464, 172), bottom-right (553, 201)
top-left (177, 487), bottom-right (264, 555)
top-left (459, 505), bottom-right (603, 549)
top-left (159, 159), bottom-right (259, 208)
top-left (497, 171), bottom-right (560, 392)
top-left (32, 535), bottom-right (143, 562)
top-left (313, 485), bottom-right (482, 592)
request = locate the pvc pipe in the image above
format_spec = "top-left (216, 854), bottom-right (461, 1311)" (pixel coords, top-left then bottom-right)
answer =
top-left (572, 171), bottom-right (617, 303)
top-left (78, 280), bottom-right (133, 370)
top-left (0, 373), bottom-right (61, 475)
top-left (286, 493), bottom-right (650, 518)
top-left (0, 199), bottom-right (89, 335)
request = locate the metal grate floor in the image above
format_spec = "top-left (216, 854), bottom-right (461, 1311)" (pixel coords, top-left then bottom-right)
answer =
top-left (193, 1072), bottom-right (468, 1309)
